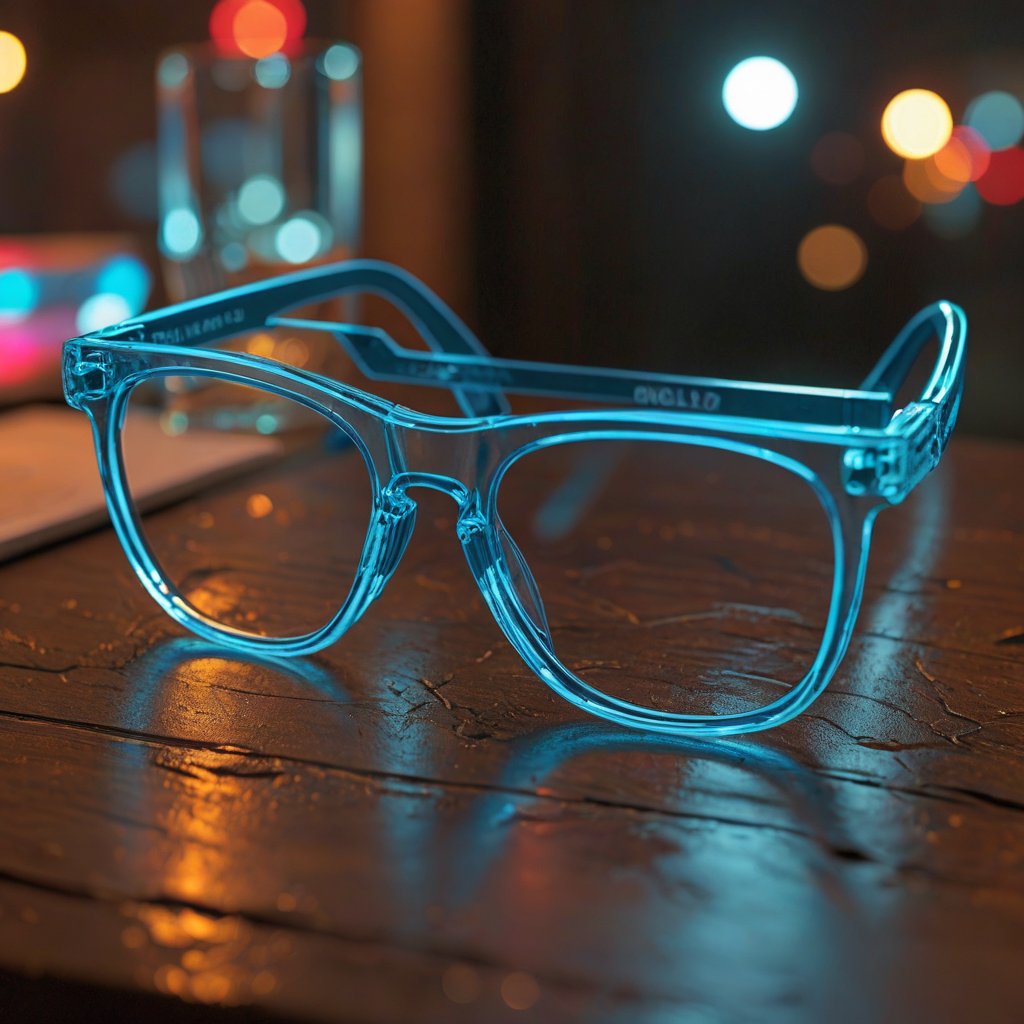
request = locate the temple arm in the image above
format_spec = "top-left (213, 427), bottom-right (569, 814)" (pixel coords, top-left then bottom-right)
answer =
top-left (861, 301), bottom-right (966, 407)
top-left (105, 260), bottom-right (510, 418)
top-left (862, 300), bottom-right (966, 448)
top-left (274, 321), bottom-right (894, 429)
top-left (843, 301), bottom-right (967, 501)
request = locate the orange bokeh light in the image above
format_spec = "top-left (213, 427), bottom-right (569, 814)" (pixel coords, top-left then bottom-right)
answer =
top-left (209, 0), bottom-right (306, 58)
top-left (233, 1), bottom-right (287, 58)
top-left (797, 225), bottom-right (867, 291)
top-left (903, 156), bottom-right (963, 204)
top-left (933, 126), bottom-right (991, 184)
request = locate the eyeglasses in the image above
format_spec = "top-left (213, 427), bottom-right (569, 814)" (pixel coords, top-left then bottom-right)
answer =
top-left (63, 261), bottom-right (966, 737)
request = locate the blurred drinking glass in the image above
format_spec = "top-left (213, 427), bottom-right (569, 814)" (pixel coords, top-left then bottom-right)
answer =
top-left (155, 41), bottom-right (361, 431)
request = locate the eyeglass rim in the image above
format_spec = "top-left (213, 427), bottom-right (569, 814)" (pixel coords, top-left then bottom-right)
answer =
top-left (84, 357), bottom-right (873, 737)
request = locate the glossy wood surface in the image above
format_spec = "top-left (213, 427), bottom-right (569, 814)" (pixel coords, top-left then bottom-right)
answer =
top-left (1, 436), bottom-right (1022, 1022)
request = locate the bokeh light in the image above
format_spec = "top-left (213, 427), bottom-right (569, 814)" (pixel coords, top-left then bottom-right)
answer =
top-left (97, 255), bottom-right (151, 313)
top-left (722, 57), bottom-right (798, 131)
top-left (902, 156), bottom-right (962, 204)
top-left (161, 208), bottom-right (203, 258)
top-left (797, 225), bottom-right (867, 291)
top-left (76, 293), bottom-right (133, 334)
top-left (275, 212), bottom-right (328, 263)
top-left (964, 91), bottom-right (1024, 151)
top-left (933, 126), bottom-right (990, 184)
top-left (0, 268), bottom-right (39, 320)
top-left (810, 132), bottom-right (864, 185)
top-left (220, 241), bottom-right (248, 272)
top-left (0, 31), bottom-right (27, 94)
top-left (321, 44), bottom-right (360, 82)
top-left (867, 175), bottom-right (921, 231)
top-left (210, 0), bottom-right (306, 58)
top-left (254, 54), bottom-right (290, 88)
top-left (238, 174), bottom-right (285, 225)
top-left (233, 1), bottom-right (287, 59)
top-left (881, 89), bottom-right (953, 159)
top-left (158, 51), bottom-right (189, 90)
top-left (975, 146), bottom-right (1024, 206)
top-left (922, 184), bottom-right (983, 239)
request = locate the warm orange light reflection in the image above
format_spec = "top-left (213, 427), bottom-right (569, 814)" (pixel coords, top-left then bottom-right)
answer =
top-left (882, 89), bottom-right (953, 159)
top-left (233, 0), bottom-right (288, 58)
top-left (797, 225), bottom-right (867, 291)
top-left (246, 493), bottom-right (274, 519)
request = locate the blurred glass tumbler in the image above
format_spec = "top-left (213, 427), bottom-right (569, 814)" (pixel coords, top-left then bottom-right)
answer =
top-left (155, 42), bottom-right (361, 431)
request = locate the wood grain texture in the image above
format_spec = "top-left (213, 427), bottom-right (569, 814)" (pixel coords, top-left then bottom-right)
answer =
top-left (0, 437), bottom-right (1023, 1022)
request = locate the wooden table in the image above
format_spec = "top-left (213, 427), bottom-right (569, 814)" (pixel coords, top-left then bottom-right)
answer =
top-left (1, 435), bottom-right (1023, 1023)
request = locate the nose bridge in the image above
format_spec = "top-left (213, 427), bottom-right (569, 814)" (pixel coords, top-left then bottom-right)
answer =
top-left (389, 471), bottom-right (471, 507)
top-left (385, 419), bottom-right (492, 513)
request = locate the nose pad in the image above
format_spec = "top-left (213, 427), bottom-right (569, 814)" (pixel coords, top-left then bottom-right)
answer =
top-left (365, 498), bottom-right (417, 601)
top-left (496, 519), bottom-right (553, 648)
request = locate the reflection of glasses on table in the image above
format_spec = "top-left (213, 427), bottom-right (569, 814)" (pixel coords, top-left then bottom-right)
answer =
top-left (62, 261), bottom-right (966, 736)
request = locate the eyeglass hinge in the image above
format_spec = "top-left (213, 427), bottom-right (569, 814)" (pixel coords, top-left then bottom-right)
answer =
top-left (63, 347), bottom-right (114, 407)
top-left (842, 404), bottom-right (939, 503)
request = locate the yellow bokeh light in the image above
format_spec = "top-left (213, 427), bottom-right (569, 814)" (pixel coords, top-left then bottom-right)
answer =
top-left (881, 89), bottom-right (953, 159)
top-left (797, 225), bottom-right (867, 291)
top-left (0, 31), bottom-right (27, 94)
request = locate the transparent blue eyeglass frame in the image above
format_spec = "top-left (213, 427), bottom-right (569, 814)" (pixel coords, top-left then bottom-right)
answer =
top-left (62, 260), bottom-right (967, 737)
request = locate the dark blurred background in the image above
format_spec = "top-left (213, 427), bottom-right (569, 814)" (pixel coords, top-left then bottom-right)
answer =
top-left (0, 0), bottom-right (1021, 435)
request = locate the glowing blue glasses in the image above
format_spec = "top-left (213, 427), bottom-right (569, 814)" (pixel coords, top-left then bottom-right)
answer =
top-left (62, 261), bottom-right (966, 736)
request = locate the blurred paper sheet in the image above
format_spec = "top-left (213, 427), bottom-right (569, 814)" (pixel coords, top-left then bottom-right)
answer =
top-left (0, 404), bottom-right (282, 561)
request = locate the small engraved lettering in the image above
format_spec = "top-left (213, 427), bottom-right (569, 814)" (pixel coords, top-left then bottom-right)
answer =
top-left (632, 383), bottom-right (722, 412)
top-left (150, 306), bottom-right (246, 346)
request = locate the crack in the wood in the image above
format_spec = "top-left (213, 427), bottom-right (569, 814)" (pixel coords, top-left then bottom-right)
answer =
top-left (857, 629), bottom-right (1024, 669)
top-left (0, 660), bottom-right (80, 676)
top-left (995, 627), bottom-right (1024, 645)
top-left (417, 676), bottom-right (454, 712)
top-left (205, 681), bottom-right (347, 705)
top-left (2, 703), bottom-right (1023, 853)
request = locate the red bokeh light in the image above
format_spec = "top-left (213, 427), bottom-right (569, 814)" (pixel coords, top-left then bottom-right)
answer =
top-left (209, 0), bottom-right (306, 57)
top-left (976, 146), bottom-right (1024, 206)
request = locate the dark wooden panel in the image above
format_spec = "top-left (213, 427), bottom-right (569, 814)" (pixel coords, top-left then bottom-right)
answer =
top-left (0, 437), bottom-right (1023, 1021)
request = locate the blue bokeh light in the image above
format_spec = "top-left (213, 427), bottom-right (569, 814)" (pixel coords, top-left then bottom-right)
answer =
top-left (964, 91), bottom-right (1024, 151)
top-left (161, 208), bottom-right (203, 259)
top-left (275, 213), bottom-right (328, 264)
top-left (923, 184), bottom-right (983, 239)
top-left (238, 174), bottom-right (286, 225)
top-left (321, 44), bottom-right (360, 82)
top-left (97, 255), bottom-right (151, 314)
top-left (0, 268), bottom-right (40, 318)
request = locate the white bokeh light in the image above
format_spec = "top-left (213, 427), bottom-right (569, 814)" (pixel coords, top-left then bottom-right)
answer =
top-left (275, 213), bottom-right (327, 264)
top-left (722, 56), bottom-right (798, 131)
top-left (77, 292), bottom-right (133, 334)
